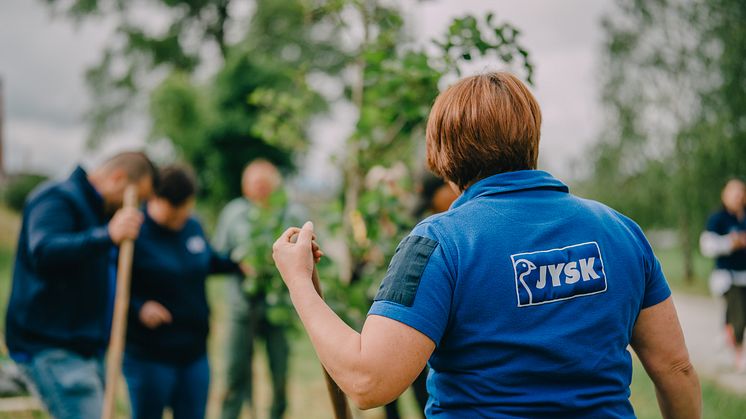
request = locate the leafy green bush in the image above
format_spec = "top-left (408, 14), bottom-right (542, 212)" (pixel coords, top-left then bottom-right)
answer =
top-left (2, 174), bottom-right (48, 212)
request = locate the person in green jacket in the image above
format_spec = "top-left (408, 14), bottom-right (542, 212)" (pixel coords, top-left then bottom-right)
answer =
top-left (216, 159), bottom-right (300, 419)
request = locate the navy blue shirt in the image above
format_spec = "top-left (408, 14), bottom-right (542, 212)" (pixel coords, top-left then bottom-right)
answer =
top-left (125, 211), bottom-right (239, 365)
top-left (6, 166), bottom-right (115, 358)
top-left (705, 208), bottom-right (746, 271)
top-left (369, 170), bottom-right (671, 418)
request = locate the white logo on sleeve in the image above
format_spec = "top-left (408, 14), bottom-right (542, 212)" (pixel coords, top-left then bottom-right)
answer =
top-left (511, 241), bottom-right (607, 307)
top-left (186, 236), bottom-right (206, 254)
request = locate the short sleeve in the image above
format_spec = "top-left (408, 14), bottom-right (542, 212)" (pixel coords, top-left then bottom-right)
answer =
top-left (642, 255), bottom-right (671, 308)
top-left (367, 223), bottom-right (455, 346)
top-left (633, 223), bottom-right (671, 308)
top-left (614, 211), bottom-right (672, 309)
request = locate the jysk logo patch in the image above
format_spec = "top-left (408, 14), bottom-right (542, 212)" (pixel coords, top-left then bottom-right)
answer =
top-left (186, 236), bottom-right (206, 254)
top-left (510, 242), bottom-right (607, 307)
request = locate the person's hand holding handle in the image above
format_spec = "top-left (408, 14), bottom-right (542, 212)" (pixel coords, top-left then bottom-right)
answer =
top-left (274, 221), bottom-right (351, 419)
top-left (108, 206), bottom-right (144, 245)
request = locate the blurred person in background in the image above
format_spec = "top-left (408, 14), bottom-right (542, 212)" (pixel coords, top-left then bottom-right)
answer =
top-left (700, 178), bottom-right (746, 371)
top-left (4, 152), bottom-right (157, 419)
top-left (123, 164), bottom-right (245, 419)
top-left (217, 159), bottom-right (302, 419)
top-left (415, 174), bottom-right (460, 216)
top-left (384, 174), bottom-right (458, 419)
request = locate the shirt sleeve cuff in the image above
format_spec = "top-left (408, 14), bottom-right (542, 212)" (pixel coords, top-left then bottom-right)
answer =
top-left (641, 269), bottom-right (672, 309)
top-left (368, 301), bottom-right (443, 346)
top-left (90, 226), bottom-right (113, 246)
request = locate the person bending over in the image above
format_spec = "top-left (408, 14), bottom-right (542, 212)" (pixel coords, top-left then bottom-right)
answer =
top-left (123, 165), bottom-right (244, 419)
top-left (6, 152), bottom-right (156, 419)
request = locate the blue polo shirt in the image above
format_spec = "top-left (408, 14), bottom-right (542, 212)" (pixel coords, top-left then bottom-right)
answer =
top-left (368, 170), bottom-right (670, 418)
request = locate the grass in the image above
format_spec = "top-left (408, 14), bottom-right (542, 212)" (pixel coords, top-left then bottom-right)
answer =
top-left (0, 206), bottom-right (744, 418)
top-left (655, 246), bottom-right (712, 296)
top-left (0, 205), bottom-right (20, 336)
top-left (630, 357), bottom-right (746, 419)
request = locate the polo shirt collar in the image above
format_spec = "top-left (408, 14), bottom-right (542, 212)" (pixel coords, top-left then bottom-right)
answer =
top-left (451, 170), bottom-right (569, 210)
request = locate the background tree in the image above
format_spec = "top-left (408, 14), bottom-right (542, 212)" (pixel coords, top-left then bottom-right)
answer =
top-left (43, 0), bottom-right (347, 204)
top-left (583, 0), bottom-right (746, 282)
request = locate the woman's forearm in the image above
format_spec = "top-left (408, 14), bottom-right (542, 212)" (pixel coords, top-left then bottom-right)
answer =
top-left (652, 361), bottom-right (701, 419)
top-left (287, 278), bottom-right (372, 404)
top-left (274, 224), bottom-right (429, 408)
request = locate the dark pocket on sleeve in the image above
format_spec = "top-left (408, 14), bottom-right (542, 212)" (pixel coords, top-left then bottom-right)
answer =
top-left (374, 235), bottom-right (438, 306)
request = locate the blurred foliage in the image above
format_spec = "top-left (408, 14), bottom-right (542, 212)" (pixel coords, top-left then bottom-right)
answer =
top-left (322, 164), bottom-right (418, 326)
top-left (149, 54), bottom-right (300, 204)
top-left (234, 190), bottom-right (297, 328)
top-left (1, 174), bottom-right (49, 213)
top-left (582, 0), bottom-right (746, 282)
top-left (437, 13), bottom-right (534, 83)
top-left (44, 0), bottom-right (347, 205)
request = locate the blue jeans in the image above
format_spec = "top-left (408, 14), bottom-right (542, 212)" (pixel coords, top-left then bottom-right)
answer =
top-left (123, 352), bottom-right (209, 419)
top-left (19, 349), bottom-right (105, 419)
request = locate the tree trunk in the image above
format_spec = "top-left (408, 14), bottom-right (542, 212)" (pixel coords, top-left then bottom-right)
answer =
top-left (680, 216), bottom-right (695, 285)
top-left (340, 3), bottom-right (371, 280)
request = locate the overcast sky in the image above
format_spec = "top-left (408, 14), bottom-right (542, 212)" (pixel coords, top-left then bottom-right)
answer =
top-left (0, 0), bottom-right (613, 184)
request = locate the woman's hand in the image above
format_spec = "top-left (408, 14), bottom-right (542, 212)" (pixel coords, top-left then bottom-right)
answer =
top-left (732, 232), bottom-right (746, 250)
top-left (139, 300), bottom-right (173, 329)
top-left (273, 221), bottom-right (323, 291)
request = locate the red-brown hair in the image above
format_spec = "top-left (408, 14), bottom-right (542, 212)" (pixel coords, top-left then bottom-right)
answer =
top-left (426, 72), bottom-right (542, 190)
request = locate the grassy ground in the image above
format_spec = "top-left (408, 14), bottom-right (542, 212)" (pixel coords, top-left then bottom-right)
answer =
top-left (0, 205), bottom-right (20, 334)
top-left (630, 356), bottom-right (746, 418)
top-left (655, 246), bottom-right (712, 296)
top-left (0, 206), bottom-right (744, 418)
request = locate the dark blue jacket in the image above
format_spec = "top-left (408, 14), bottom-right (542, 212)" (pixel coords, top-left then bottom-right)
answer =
top-left (125, 211), bottom-right (239, 365)
top-left (5, 166), bottom-right (115, 358)
top-left (706, 207), bottom-right (746, 271)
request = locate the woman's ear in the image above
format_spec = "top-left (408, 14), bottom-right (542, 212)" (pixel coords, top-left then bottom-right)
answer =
top-left (447, 181), bottom-right (462, 195)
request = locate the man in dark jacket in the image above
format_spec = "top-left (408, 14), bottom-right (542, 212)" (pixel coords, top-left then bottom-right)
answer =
top-left (5, 151), bottom-right (157, 419)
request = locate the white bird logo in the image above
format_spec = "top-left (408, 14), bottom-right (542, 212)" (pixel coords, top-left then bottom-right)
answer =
top-left (514, 258), bottom-right (538, 304)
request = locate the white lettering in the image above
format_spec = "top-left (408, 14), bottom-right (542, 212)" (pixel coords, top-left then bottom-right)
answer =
top-left (537, 266), bottom-right (547, 289)
top-left (579, 257), bottom-right (601, 281)
top-left (547, 263), bottom-right (565, 287)
top-left (564, 261), bottom-right (580, 284)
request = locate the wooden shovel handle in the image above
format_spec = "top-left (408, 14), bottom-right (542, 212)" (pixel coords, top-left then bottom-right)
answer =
top-left (102, 185), bottom-right (138, 419)
top-left (291, 233), bottom-right (353, 419)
